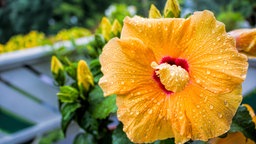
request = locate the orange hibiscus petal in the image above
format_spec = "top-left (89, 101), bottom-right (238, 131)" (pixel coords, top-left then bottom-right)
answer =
top-left (99, 38), bottom-right (156, 96)
top-left (116, 84), bottom-right (174, 143)
top-left (174, 84), bottom-right (242, 142)
top-left (228, 28), bottom-right (256, 56)
top-left (121, 16), bottom-right (189, 61)
top-left (184, 11), bottom-right (248, 94)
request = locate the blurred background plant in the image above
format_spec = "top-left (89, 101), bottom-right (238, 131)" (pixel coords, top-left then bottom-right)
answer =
top-left (1, 0), bottom-right (254, 44)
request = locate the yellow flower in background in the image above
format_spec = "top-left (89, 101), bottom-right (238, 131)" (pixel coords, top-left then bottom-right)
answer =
top-left (99, 10), bottom-right (248, 143)
top-left (77, 60), bottom-right (94, 91)
top-left (209, 104), bottom-right (256, 144)
top-left (100, 17), bottom-right (122, 41)
top-left (55, 27), bottom-right (91, 41)
top-left (100, 17), bottom-right (112, 41)
top-left (228, 28), bottom-right (256, 57)
top-left (51, 56), bottom-right (64, 75)
top-left (0, 44), bottom-right (4, 54)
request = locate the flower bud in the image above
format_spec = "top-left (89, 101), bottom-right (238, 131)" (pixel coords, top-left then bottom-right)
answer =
top-left (77, 60), bottom-right (94, 91)
top-left (149, 4), bottom-right (161, 18)
top-left (164, 0), bottom-right (181, 18)
top-left (111, 19), bottom-right (122, 36)
top-left (51, 56), bottom-right (64, 75)
top-left (100, 17), bottom-right (112, 41)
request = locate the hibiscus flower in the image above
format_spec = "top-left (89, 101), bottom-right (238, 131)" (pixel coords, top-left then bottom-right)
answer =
top-left (99, 10), bottom-right (248, 143)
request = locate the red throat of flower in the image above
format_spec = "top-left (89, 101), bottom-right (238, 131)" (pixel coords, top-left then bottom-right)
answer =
top-left (152, 56), bottom-right (190, 95)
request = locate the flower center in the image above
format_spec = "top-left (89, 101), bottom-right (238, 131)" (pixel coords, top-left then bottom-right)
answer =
top-left (152, 56), bottom-right (190, 94)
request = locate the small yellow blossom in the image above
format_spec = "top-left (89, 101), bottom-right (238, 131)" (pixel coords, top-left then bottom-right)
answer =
top-left (99, 10), bottom-right (248, 143)
top-left (51, 56), bottom-right (64, 75)
top-left (77, 60), bottom-right (94, 91)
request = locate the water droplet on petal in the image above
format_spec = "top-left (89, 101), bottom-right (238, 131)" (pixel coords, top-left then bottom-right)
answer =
top-left (148, 109), bottom-right (152, 114)
top-left (209, 105), bottom-right (214, 110)
top-left (196, 105), bottom-right (200, 108)
top-left (206, 70), bottom-right (211, 75)
top-left (204, 96), bottom-right (208, 103)
top-left (218, 113), bottom-right (223, 118)
top-left (196, 79), bottom-right (201, 84)
top-left (217, 37), bottom-right (221, 41)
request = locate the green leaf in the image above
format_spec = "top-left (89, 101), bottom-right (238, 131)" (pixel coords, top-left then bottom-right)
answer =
top-left (230, 105), bottom-right (256, 141)
top-left (57, 86), bottom-right (79, 103)
top-left (80, 111), bottom-right (99, 133)
top-left (61, 103), bottom-right (81, 133)
top-left (243, 88), bottom-right (256, 111)
top-left (153, 138), bottom-right (175, 144)
top-left (184, 140), bottom-right (207, 144)
top-left (65, 63), bottom-right (78, 80)
top-left (73, 133), bottom-right (95, 144)
top-left (89, 85), bottom-right (117, 119)
top-left (112, 123), bottom-right (133, 144)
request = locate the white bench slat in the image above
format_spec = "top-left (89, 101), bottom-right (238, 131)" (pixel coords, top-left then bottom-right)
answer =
top-left (30, 60), bottom-right (52, 77)
top-left (0, 68), bottom-right (58, 108)
top-left (0, 116), bottom-right (61, 144)
top-left (0, 131), bottom-right (6, 139)
top-left (242, 67), bottom-right (256, 95)
top-left (0, 82), bottom-right (59, 124)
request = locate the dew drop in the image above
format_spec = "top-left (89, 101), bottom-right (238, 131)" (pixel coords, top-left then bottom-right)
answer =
top-left (121, 81), bottom-right (125, 85)
top-left (204, 96), bottom-right (208, 103)
top-left (148, 109), bottom-right (153, 114)
top-left (179, 116), bottom-right (183, 120)
top-left (196, 105), bottom-right (200, 108)
top-left (136, 111), bottom-right (139, 115)
top-left (209, 105), bottom-right (214, 110)
top-left (218, 113), bottom-right (223, 118)
top-left (196, 79), bottom-right (201, 84)
top-left (164, 26), bottom-right (168, 31)
top-left (224, 100), bottom-right (229, 107)
top-left (192, 109), bottom-right (196, 113)
top-left (217, 37), bottom-right (221, 41)
top-left (206, 70), bottom-right (211, 75)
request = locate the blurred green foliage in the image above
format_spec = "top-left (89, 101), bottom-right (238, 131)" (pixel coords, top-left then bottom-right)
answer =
top-left (191, 0), bottom-right (256, 30)
top-left (0, 0), bottom-right (169, 44)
